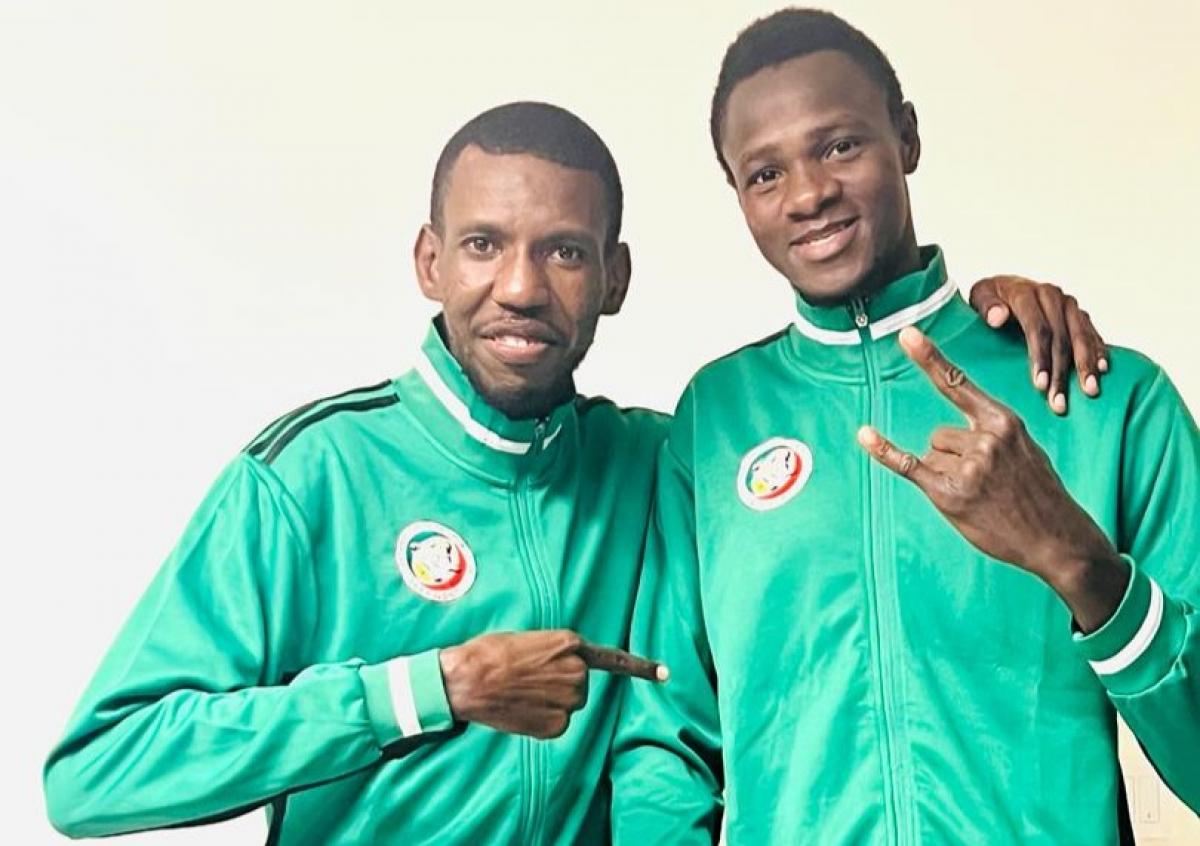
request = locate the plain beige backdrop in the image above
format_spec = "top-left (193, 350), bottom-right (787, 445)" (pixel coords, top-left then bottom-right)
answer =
top-left (3, 1), bottom-right (1197, 842)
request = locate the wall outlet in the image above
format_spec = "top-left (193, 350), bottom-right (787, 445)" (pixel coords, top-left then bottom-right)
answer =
top-left (1135, 774), bottom-right (1162, 826)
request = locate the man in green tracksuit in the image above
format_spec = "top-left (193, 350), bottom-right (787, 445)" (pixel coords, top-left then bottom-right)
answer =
top-left (44, 102), bottom-right (670, 845)
top-left (612, 9), bottom-right (1199, 846)
top-left (43, 98), bottom-right (1104, 841)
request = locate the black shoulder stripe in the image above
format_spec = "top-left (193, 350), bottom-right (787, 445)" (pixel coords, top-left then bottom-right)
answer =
top-left (575, 394), bottom-right (664, 419)
top-left (708, 327), bottom-right (790, 367)
top-left (263, 394), bottom-right (399, 464)
top-left (574, 394), bottom-right (605, 415)
top-left (247, 380), bottom-right (393, 456)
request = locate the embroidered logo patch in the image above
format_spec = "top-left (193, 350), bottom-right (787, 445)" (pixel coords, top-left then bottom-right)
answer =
top-left (395, 521), bottom-right (476, 602)
top-left (737, 438), bottom-right (813, 511)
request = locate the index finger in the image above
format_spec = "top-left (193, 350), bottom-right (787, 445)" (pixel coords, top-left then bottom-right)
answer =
top-left (577, 642), bottom-right (669, 682)
top-left (898, 327), bottom-right (999, 424)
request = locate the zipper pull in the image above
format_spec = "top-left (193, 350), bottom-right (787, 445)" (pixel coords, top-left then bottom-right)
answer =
top-left (850, 297), bottom-right (869, 330)
top-left (532, 417), bottom-right (548, 452)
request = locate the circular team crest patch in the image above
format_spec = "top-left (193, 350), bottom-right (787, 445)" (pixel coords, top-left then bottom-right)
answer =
top-left (737, 437), bottom-right (814, 511)
top-left (395, 521), bottom-right (476, 602)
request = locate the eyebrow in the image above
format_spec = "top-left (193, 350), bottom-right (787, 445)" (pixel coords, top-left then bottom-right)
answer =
top-left (535, 229), bottom-right (599, 248)
top-left (451, 221), bottom-right (505, 238)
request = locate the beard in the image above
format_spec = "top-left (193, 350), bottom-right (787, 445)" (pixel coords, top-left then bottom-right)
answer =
top-left (463, 365), bottom-right (578, 421)
top-left (436, 314), bottom-right (590, 421)
top-left (441, 319), bottom-right (585, 420)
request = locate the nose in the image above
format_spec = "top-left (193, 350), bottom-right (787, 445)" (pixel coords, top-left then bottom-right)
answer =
top-left (784, 161), bottom-right (841, 219)
top-left (492, 249), bottom-right (550, 311)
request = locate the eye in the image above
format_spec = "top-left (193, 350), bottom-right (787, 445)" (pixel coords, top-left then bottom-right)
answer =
top-left (552, 244), bottom-right (585, 264)
top-left (747, 167), bottom-right (782, 188)
top-left (826, 138), bottom-right (862, 160)
top-left (464, 236), bottom-right (496, 256)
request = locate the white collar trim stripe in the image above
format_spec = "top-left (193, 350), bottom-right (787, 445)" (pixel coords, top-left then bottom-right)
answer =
top-left (414, 354), bottom-right (532, 455)
top-left (792, 320), bottom-right (862, 346)
top-left (793, 277), bottom-right (959, 346)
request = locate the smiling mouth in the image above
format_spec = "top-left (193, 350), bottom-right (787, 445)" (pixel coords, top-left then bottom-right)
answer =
top-left (791, 217), bottom-right (858, 246)
top-left (789, 217), bottom-right (860, 262)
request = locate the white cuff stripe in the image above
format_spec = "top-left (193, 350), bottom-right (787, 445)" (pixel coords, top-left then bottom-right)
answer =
top-left (792, 277), bottom-right (959, 346)
top-left (386, 657), bottom-right (423, 737)
top-left (1089, 578), bottom-right (1165, 676)
top-left (414, 354), bottom-right (532, 455)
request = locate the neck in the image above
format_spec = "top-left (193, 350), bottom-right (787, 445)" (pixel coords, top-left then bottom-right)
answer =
top-left (861, 235), bottom-right (921, 301)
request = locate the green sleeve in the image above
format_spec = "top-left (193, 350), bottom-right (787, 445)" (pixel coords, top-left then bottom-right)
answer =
top-left (612, 390), bottom-right (723, 845)
top-left (43, 455), bottom-right (453, 838)
top-left (1070, 367), bottom-right (1200, 811)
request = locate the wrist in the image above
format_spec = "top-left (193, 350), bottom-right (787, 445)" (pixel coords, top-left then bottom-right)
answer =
top-left (438, 644), bottom-right (474, 723)
top-left (1045, 550), bottom-right (1130, 633)
top-left (1044, 547), bottom-right (1122, 592)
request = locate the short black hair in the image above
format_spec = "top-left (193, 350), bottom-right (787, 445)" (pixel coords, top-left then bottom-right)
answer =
top-left (710, 8), bottom-right (906, 184)
top-left (430, 101), bottom-right (623, 250)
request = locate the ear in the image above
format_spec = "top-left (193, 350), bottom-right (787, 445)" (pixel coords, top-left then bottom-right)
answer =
top-left (898, 102), bottom-right (921, 174)
top-left (413, 224), bottom-right (444, 302)
top-left (600, 242), bottom-right (632, 316)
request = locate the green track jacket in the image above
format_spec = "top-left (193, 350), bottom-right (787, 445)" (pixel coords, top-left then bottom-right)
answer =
top-left (45, 323), bottom-right (667, 844)
top-left (612, 248), bottom-right (1200, 845)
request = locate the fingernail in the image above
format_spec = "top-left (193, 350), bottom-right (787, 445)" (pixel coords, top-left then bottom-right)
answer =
top-left (1053, 393), bottom-right (1067, 413)
top-left (1098, 358), bottom-right (1109, 373)
top-left (1085, 375), bottom-right (1099, 396)
top-left (656, 664), bottom-right (671, 682)
top-left (1035, 371), bottom-right (1050, 390)
top-left (986, 306), bottom-right (1007, 327)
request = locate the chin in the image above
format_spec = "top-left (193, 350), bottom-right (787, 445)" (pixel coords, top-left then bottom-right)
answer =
top-left (783, 241), bottom-right (882, 305)
top-left (785, 268), bottom-right (867, 306)
top-left (470, 368), bottom-right (568, 421)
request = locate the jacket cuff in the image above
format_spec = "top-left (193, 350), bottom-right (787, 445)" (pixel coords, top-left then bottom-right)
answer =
top-left (359, 649), bottom-right (455, 747)
top-left (1072, 556), bottom-right (1186, 696)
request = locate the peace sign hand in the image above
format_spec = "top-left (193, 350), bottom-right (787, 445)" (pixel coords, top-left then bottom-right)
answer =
top-left (856, 327), bottom-right (1128, 631)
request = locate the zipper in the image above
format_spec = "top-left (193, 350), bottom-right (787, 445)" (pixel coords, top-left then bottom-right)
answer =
top-left (514, 418), bottom-right (558, 846)
top-left (852, 298), bottom-right (910, 846)
top-left (852, 297), bottom-right (871, 330)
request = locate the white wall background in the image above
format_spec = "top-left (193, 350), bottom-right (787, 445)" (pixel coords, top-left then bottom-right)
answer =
top-left (2, 1), bottom-right (1196, 842)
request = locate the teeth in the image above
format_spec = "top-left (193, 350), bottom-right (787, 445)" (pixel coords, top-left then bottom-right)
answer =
top-left (497, 335), bottom-right (533, 348)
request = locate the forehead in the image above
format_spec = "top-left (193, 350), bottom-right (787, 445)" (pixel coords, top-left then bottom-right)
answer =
top-left (721, 50), bottom-right (892, 159)
top-left (441, 145), bottom-right (608, 237)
